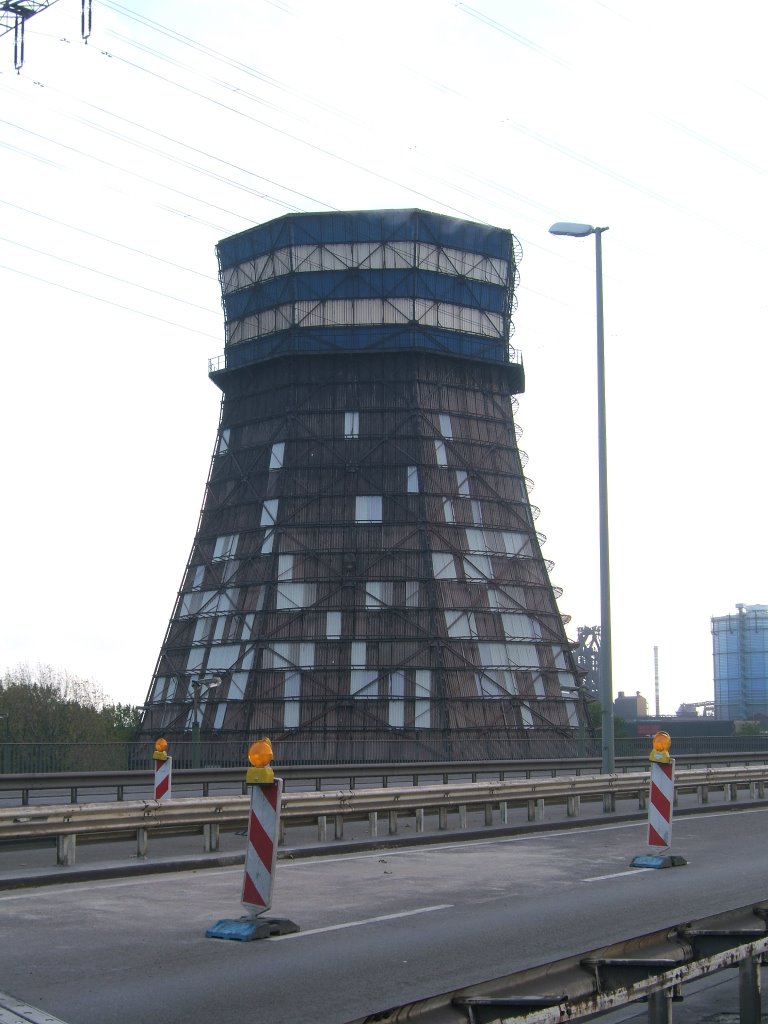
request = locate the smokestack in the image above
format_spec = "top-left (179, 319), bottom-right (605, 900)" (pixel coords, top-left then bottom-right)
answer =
top-left (654, 645), bottom-right (660, 717)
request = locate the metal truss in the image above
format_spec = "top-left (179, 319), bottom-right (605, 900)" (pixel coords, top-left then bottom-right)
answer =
top-left (1, 0), bottom-right (91, 70)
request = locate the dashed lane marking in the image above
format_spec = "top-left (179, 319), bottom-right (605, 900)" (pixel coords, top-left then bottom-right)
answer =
top-left (271, 903), bottom-right (454, 939)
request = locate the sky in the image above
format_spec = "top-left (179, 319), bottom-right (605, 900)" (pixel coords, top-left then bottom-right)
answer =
top-left (1, 0), bottom-right (766, 715)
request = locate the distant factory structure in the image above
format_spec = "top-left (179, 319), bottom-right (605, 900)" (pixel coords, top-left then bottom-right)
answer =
top-left (712, 604), bottom-right (768, 721)
top-left (573, 625), bottom-right (600, 700)
top-left (139, 209), bottom-right (587, 763)
top-left (614, 690), bottom-right (648, 720)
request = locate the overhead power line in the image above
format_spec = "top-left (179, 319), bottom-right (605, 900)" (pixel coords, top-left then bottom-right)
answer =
top-left (0, 197), bottom-right (214, 279)
top-left (0, 233), bottom-right (219, 314)
top-left (0, 259), bottom-right (220, 339)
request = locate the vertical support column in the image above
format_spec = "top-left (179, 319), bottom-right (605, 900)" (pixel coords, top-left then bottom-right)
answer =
top-left (647, 989), bottom-right (672, 1024)
top-left (527, 799), bottom-right (544, 822)
top-left (203, 823), bottom-right (220, 852)
top-left (739, 956), bottom-right (762, 1024)
top-left (57, 834), bottom-right (76, 866)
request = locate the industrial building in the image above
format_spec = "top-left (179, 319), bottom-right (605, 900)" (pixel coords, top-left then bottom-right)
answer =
top-left (614, 691), bottom-right (648, 721)
top-left (138, 209), bottom-right (586, 762)
top-left (712, 604), bottom-right (768, 720)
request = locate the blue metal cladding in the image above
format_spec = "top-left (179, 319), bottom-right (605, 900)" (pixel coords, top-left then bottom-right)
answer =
top-left (214, 209), bottom-right (518, 372)
top-left (217, 209), bottom-right (512, 267)
top-left (223, 268), bottom-right (508, 321)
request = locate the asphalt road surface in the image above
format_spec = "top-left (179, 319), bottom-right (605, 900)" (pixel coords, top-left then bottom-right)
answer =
top-left (2, 807), bottom-right (768, 1024)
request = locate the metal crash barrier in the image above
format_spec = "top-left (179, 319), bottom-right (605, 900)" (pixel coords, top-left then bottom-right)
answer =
top-left (2, 764), bottom-right (768, 866)
top-left (2, 752), bottom-right (768, 807)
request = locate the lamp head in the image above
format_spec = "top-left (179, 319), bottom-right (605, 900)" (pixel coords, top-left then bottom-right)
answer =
top-left (549, 222), bottom-right (595, 237)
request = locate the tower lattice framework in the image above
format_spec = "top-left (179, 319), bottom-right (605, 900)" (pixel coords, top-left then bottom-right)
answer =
top-left (139, 209), bottom-right (586, 763)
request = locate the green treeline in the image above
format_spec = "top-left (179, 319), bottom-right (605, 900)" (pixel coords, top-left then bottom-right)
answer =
top-left (0, 664), bottom-right (140, 749)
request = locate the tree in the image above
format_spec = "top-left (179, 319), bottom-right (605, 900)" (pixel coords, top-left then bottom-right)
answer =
top-left (99, 703), bottom-right (143, 742)
top-left (0, 664), bottom-right (142, 768)
top-left (586, 700), bottom-right (630, 738)
top-left (735, 721), bottom-right (764, 737)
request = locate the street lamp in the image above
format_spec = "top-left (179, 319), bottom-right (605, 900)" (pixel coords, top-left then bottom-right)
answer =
top-left (190, 675), bottom-right (221, 769)
top-left (549, 221), bottom-right (614, 774)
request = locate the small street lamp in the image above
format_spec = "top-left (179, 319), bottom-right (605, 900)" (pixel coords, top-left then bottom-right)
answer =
top-left (549, 221), bottom-right (614, 775)
top-left (190, 675), bottom-right (221, 769)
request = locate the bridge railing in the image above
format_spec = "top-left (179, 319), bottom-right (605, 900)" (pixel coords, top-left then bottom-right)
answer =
top-left (3, 734), bottom-right (768, 773)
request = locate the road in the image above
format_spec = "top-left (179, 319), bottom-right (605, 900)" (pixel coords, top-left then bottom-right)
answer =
top-left (1, 807), bottom-right (767, 1024)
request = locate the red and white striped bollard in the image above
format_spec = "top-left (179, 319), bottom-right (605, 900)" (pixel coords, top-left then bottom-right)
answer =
top-left (152, 737), bottom-right (171, 803)
top-left (630, 731), bottom-right (687, 869)
top-left (648, 759), bottom-right (674, 848)
top-left (242, 777), bottom-right (282, 912)
top-left (206, 738), bottom-right (299, 940)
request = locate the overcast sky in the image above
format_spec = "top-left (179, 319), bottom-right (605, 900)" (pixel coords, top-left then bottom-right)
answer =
top-left (2, 0), bottom-right (765, 715)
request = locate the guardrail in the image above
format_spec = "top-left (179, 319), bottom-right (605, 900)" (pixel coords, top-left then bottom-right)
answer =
top-left (346, 901), bottom-right (768, 1024)
top-left (3, 751), bottom-right (768, 805)
top-left (2, 764), bottom-right (767, 867)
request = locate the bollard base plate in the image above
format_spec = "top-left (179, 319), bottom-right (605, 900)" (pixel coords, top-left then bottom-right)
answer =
top-left (630, 854), bottom-right (688, 870)
top-left (206, 916), bottom-right (300, 941)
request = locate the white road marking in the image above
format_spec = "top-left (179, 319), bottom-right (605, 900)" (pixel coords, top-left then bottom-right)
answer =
top-left (583, 868), bottom-right (654, 881)
top-left (271, 904), bottom-right (454, 939)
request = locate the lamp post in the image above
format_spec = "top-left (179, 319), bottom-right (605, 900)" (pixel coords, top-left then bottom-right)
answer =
top-left (549, 221), bottom-right (614, 774)
top-left (190, 675), bottom-right (221, 769)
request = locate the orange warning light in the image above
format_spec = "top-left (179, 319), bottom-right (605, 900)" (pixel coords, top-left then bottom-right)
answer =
top-left (649, 731), bottom-right (672, 763)
top-left (248, 738), bottom-right (273, 767)
top-left (246, 738), bottom-right (275, 784)
top-left (152, 736), bottom-right (169, 761)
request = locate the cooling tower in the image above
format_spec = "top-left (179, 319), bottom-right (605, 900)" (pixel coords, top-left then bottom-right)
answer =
top-left (139, 209), bottom-right (586, 763)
